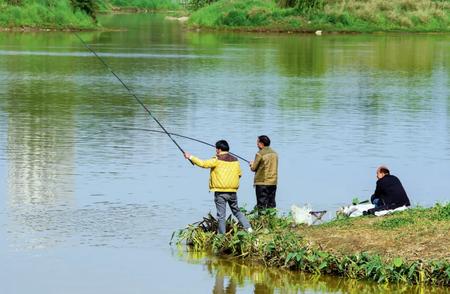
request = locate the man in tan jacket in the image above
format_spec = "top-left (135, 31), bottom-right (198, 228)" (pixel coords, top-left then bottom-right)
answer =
top-left (184, 140), bottom-right (252, 234)
top-left (250, 135), bottom-right (278, 210)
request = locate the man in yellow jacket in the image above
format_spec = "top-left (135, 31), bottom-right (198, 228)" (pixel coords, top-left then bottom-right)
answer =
top-left (184, 140), bottom-right (252, 234)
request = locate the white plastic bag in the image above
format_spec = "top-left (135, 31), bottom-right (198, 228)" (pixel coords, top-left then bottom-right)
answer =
top-left (291, 205), bottom-right (313, 225)
top-left (337, 203), bottom-right (375, 218)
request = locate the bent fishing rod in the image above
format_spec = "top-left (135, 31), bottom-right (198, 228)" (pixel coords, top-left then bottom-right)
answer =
top-left (114, 127), bottom-right (251, 163)
top-left (49, 8), bottom-right (191, 164)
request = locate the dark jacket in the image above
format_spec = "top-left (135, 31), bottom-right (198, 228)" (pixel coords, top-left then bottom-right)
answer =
top-left (371, 175), bottom-right (410, 209)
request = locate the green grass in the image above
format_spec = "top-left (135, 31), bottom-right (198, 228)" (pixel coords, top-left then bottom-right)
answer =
top-left (188, 0), bottom-right (289, 27)
top-left (0, 0), bottom-right (95, 29)
top-left (0, 0), bottom-right (182, 30)
top-left (108, 0), bottom-right (180, 10)
top-left (375, 217), bottom-right (416, 229)
top-left (188, 0), bottom-right (450, 32)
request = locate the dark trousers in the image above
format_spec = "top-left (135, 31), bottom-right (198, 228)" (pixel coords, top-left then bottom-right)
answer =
top-left (255, 185), bottom-right (277, 209)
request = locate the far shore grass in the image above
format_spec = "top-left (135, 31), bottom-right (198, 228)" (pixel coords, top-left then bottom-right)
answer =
top-left (188, 0), bottom-right (450, 33)
top-left (176, 203), bottom-right (450, 286)
top-left (1, 0), bottom-right (448, 33)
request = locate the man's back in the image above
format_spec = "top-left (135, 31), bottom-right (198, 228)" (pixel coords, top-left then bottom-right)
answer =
top-left (374, 175), bottom-right (410, 207)
top-left (252, 146), bottom-right (278, 186)
top-left (190, 152), bottom-right (241, 192)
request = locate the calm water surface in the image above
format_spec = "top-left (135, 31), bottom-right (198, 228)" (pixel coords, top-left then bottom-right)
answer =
top-left (0, 14), bottom-right (449, 293)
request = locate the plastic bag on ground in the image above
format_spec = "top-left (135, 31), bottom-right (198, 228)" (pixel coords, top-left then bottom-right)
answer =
top-left (337, 203), bottom-right (375, 218)
top-left (291, 205), bottom-right (313, 225)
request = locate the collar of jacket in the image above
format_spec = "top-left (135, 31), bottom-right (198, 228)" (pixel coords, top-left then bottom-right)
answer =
top-left (217, 151), bottom-right (238, 162)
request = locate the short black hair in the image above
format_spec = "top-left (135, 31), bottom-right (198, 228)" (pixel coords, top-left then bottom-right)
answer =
top-left (258, 135), bottom-right (270, 147)
top-left (215, 140), bottom-right (229, 151)
top-left (379, 166), bottom-right (390, 175)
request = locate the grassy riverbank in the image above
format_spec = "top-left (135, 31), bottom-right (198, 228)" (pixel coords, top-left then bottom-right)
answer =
top-left (176, 203), bottom-right (450, 285)
top-left (0, 0), bottom-right (180, 30)
top-left (188, 0), bottom-right (450, 32)
top-left (0, 0), bottom-right (95, 30)
top-left (104, 0), bottom-right (180, 11)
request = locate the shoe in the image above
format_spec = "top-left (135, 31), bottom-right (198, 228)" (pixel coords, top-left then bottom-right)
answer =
top-left (247, 227), bottom-right (253, 233)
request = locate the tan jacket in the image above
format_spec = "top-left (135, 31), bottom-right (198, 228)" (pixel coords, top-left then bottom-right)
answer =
top-left (190, 152), bottom-right (241, 192)
top-left (251, 147), bottom-right (278, 185)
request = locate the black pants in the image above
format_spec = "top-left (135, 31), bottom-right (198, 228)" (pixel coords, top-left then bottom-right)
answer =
top-left (255, 185), bottom-right (277, 209)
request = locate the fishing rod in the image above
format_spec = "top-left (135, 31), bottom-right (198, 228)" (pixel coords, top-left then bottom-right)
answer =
top-left (48, 8), bottom-right (190, 164)
top-left (114, 127), bottom-right (251, 163)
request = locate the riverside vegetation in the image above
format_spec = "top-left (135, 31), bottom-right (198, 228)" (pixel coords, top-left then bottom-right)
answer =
top-left (0, 0), bottom-right (180, 30)
top-left (1, 0), bottom-right (448, 32)
top-left (175, 203), bottom-right (450, 286)
top-left (188, 0), bottom-right (450, 32)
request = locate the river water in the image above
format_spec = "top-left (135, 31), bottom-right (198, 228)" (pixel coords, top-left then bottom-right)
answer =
top-left (0, 13), bottom-right (449, 293)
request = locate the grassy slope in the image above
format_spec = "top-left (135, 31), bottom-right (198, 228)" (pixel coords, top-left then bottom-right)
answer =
top-left (189, 0), bottom-right (450, 32)
top-left (301, 205), bottom-right (450, 261)
top-left (0, 0), bottom-right (95, 29)
top-left (0, 0), bottom-right (180, 29)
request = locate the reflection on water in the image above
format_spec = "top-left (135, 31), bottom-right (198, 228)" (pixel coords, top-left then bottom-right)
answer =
top-left (7, 201), bottom-right (168, 250)
top-left (5, 94), bottom-right (75, 206)
top-left (180, 251), bottom-right (449, 294)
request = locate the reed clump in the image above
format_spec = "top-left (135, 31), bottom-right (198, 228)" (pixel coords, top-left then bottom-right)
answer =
top-left (176, 203), bottom-right (450, 286)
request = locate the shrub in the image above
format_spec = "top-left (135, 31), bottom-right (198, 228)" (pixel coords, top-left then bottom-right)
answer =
top-left (277, 0), bottom-right (324, 14)
top-left (70, 0), bottom-right (98, 21)
top-left (399, 0), bottom-right (417, 11)
top-left (187, 0), bottom-right (217, 11)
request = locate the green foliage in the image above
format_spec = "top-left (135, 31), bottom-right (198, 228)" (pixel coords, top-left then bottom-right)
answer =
top-left (189, 0), bottom-right (279, 27)
top-left (0, 0), bottom-right (96, 29)
top-left (278, 0), bottom-right (324, 14)
top-left (0, 0), bottom-right (181, 29)
top-left (6, 0), bottom-right (22, 5)
top-left (189, 0), bottom-right (450, 32)
top-left (432, 203), bottom-right (450, 220)
top-left (70, 0), bottom-right (98, 21)
top-left (187, 0), bottom-right (217, 11)
top-left (177, 205), bottom-right (450, 286)
top-left (109, 0), bottom-right (180, 10)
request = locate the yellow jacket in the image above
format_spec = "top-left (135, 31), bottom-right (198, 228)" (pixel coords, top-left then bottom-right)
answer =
top-left (190, 152), bottom-right (241, 192)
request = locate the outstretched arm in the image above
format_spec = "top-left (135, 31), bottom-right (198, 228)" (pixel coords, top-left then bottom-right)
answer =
top-left (184, 152), bottom-right (218, 168)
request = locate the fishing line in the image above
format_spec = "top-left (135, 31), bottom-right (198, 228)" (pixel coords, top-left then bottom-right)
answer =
top-left (114, 127), bottom-right (251, 163)
top-left (48, 8), bottom-right (190, 163)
